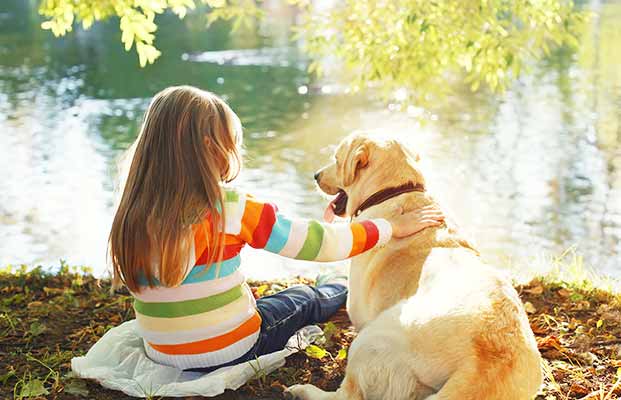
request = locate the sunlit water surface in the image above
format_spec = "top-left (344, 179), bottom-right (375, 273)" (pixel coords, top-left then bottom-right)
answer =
top-left (0, 1), bottom-right (619, 280)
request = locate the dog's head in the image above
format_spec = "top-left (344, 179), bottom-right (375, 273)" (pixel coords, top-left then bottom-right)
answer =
top-left (315, 133), bottom-right (426, 218)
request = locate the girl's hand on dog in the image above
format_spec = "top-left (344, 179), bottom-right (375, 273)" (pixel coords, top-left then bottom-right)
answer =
top-left (389, 205), bottom-right (445, 238)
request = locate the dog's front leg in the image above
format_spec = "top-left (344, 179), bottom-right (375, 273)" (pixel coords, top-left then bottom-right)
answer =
top-left (285, 384), bottom-right (336, 400)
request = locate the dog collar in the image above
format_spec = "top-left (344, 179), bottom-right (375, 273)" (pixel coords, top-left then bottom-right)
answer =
top-left (353, 182), bottom-right (425, 218)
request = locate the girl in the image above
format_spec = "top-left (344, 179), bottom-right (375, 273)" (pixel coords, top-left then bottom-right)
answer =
top-left (109, 85), bottom-right (444, 372)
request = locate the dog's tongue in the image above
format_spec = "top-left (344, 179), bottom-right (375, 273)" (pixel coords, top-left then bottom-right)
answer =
top-left (324, 190), bottom-right (348, 223)
top-left (324, 198), bottom-right (337, 223)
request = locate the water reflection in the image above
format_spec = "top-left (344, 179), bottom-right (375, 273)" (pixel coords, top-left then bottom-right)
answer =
top-left (0, 0), bottom-right (619, 279)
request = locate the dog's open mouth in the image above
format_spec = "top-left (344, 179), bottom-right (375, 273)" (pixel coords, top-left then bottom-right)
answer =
top-left (331, 190), bottom-right (348, 216)
top-left (324, 190), bottom-right (348, 222)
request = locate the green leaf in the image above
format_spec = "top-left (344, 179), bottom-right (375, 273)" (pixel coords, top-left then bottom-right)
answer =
top-left (470, 80), bottom-right (480, 92)
top-left (596, 319), bottom-right (603, 329)
top-left (65, 379), bottom-right (90, 397)
top-left (569, 293), bottom-right (584, 302)
top-left (255, 285), bottom-right (268, 297)
top-left (205, 0), bottom-right (226, 7)
top-left (121, 27), bottom-right (134, 51)
top-left (29, 321), bottom-right (47, 336)
top-left (322, 322), bottom-right (338, 343)
top-left (336, 348), bottom-right (347, 360)
top-left (19, 378), bottom-right (49, 398)
top-left (136, 42), bottom-right (161, 67)
top-left (305, 345), bottom-right (328, 360)
top-left (82, 16), bottom-right (93, 29)
top-left (40, 20), bottom-right (55, 30)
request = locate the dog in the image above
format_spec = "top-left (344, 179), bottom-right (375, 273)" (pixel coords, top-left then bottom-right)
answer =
top-left (286, 133), bottom-right (542, 400)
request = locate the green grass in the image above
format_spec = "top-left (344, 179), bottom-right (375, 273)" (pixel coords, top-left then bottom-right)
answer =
top-left (507, 247), bottom-right (620, 296)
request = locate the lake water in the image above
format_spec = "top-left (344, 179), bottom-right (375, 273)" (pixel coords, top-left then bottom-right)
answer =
top-left (0, 1), bottom-right (619, 280)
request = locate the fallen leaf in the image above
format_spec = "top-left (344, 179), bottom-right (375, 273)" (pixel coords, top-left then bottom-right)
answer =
top-left (27, 301), bottom-right (43, 309)
top-left (525, 285), bottom-right (544, 295)
top-left (552, 368), bottom-right (567, 381)
top-left (542, 349), bottom-right (565, 360)
top-left (569, 381), bottom-right (590, 396)
top-left (569, 382), bottom-right (591, 396)
top-left (537, 335), bottom-right (563, 351)
top-left (255, 285), bottom-right (269, 297)
top-left (305, 345), bottom-right (328, 360)
top-left (572, 333), bottom-right (593, 352)
top-left (43, 287), bottom-right (66, 295)
top-left (582, 392), bottom-right (606, 400)
top-left (575, 351), bottom-right (599, 366)
top-left (531, 322), bottom-right (549, 335)
top-left (270, 381), bottom-right (287, 392)
top-left (524, 301), bottom-right (536, 314)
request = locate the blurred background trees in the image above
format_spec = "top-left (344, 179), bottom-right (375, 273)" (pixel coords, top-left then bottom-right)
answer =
top-left (37, 0), bottom-right (586, 103)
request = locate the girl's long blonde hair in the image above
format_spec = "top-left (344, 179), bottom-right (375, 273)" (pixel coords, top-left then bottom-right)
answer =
top-left (109, 86), bottom-right (242, 292)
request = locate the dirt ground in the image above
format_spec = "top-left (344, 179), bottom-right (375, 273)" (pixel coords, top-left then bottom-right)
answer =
top-left (1, 265), bottom-right (620, 399)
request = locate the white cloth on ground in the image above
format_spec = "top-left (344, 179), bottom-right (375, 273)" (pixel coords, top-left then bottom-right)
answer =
top-left (71, 319), bottom-right (322, 398)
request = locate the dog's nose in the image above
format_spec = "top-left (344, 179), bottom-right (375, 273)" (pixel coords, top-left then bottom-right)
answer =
top-left (314, 171), bottom-right (321, 181)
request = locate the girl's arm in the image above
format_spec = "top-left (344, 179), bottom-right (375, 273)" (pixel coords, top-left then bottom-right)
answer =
top-left (226, 191), bottom-right (443, 262)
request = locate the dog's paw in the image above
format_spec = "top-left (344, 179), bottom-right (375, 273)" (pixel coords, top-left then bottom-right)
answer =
top-left (284, 384), bottom-right (320, 400)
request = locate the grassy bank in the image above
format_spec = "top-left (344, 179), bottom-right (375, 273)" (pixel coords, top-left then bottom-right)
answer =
top-left (1, 262), bottom-right (621, 399)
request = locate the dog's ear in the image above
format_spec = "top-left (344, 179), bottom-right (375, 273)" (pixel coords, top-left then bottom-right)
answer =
top-left (403, 146), bottom-right (421, 163)
top-left (340, 138), bottom-right (370, 187)
top-left (386, 139), bottom-right (420, 163)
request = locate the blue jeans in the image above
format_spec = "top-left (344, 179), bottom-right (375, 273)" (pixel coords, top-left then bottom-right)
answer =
top-left (188, 283), bottom-right (347, 373)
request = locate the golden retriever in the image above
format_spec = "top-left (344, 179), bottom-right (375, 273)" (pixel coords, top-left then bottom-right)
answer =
top-left (286, 133), bottom-right (542, 400)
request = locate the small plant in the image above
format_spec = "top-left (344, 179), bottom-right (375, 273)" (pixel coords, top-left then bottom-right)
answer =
top-left (0, 367), bottom-right (16, 386)
top-left (26, 353), bottom-right (61, 390)
top-left (41, 349), bottom-right (75, 371)
top-left (11, 354), bottom-right (63, 399)
top-left (247, 357), bottom-right (268, 388)
top-left (13, 372), bottom-right (49, 400)
top-left (0, 311), bottom-right (18, 335)
top-left (321, 321), bottom-right (338, 346)
top-left (134, 378), bottom-right (162, 400)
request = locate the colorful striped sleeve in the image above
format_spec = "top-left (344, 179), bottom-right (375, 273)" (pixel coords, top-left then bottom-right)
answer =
top-left (227, 191), bottom-right (392, 262)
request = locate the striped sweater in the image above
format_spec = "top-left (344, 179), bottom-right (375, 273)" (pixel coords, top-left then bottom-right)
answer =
top-left (134, 189), bottom-right (392, 370)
